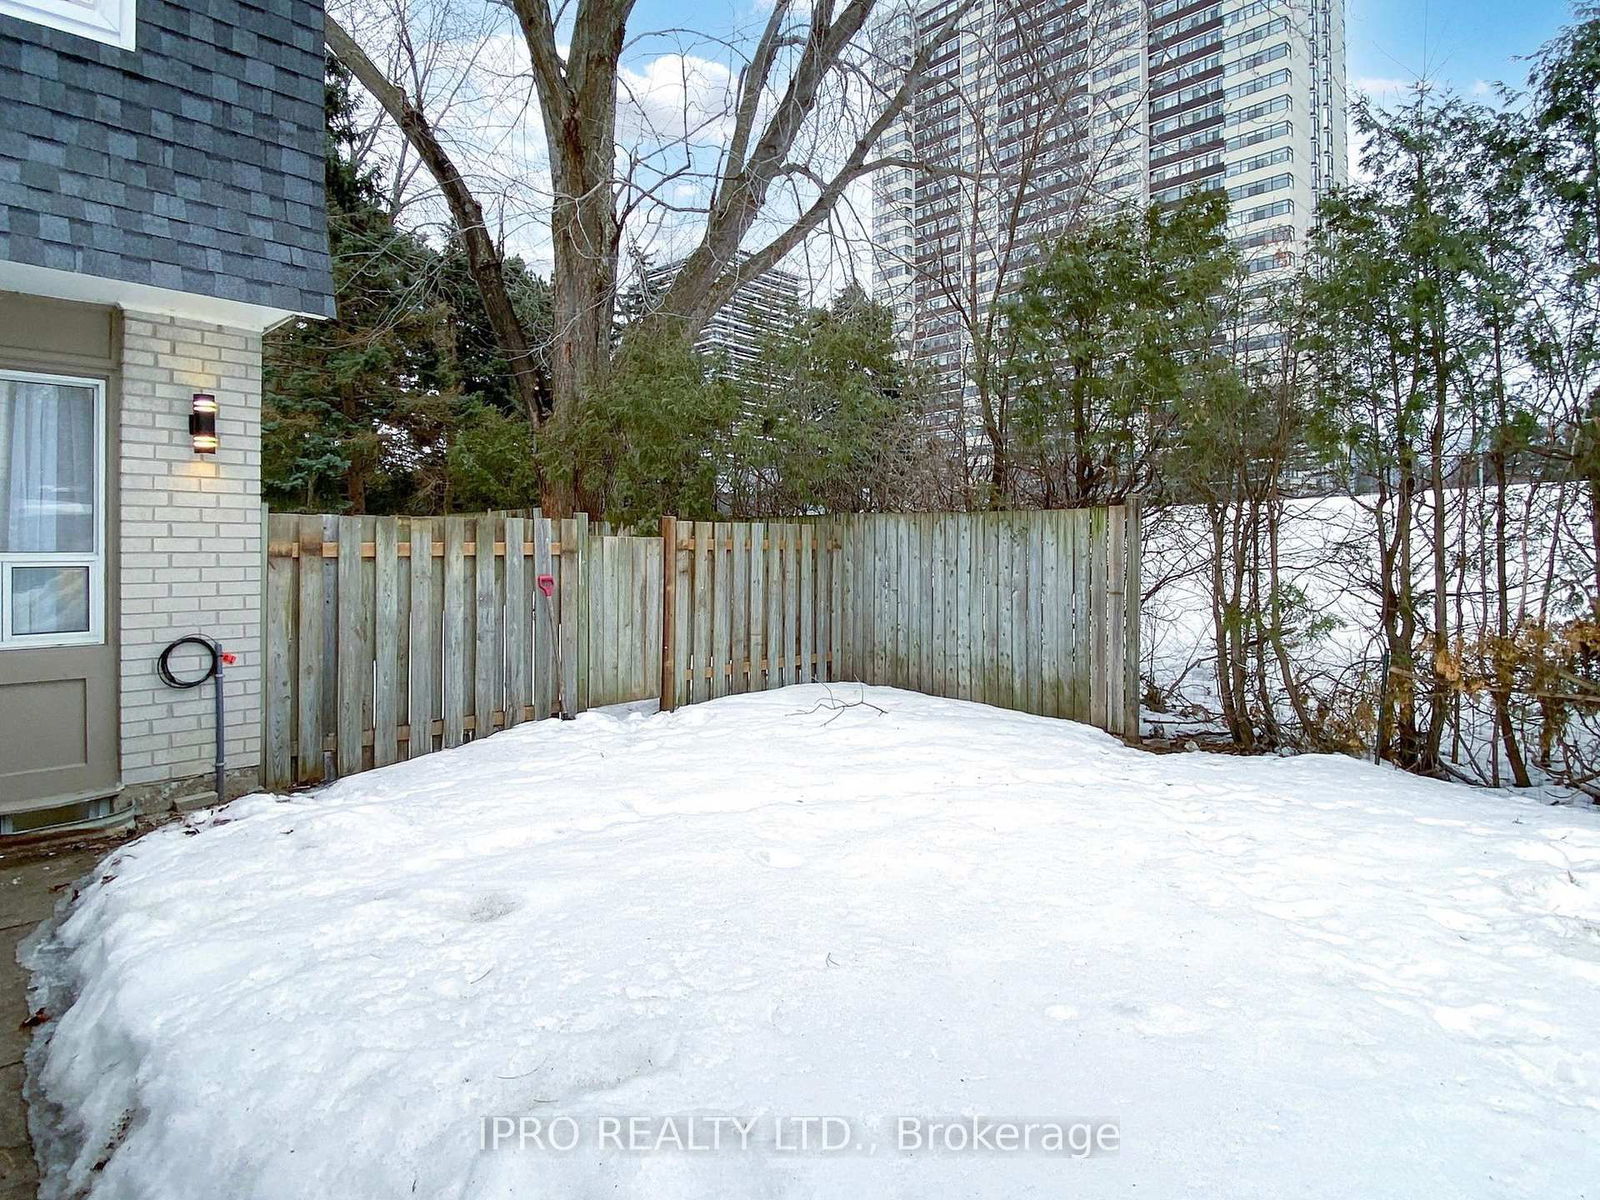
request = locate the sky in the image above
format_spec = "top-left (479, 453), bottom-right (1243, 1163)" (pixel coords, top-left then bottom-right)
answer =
top-left (624, 0), bottom-right (1584, 98)
top-left (438, 0), bottom-right (1589, 281)
top-left (1331, 0), bottom-right (1568, 98)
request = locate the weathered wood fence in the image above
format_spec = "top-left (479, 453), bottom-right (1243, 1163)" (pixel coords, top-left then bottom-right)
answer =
top-left (660, 519), bottom-right (843, 709)
top-left (829, 507), bottom-right (1140, 736)
top-left (262, 511), bottom-right (659, 789)
top-left (261, 503), bottom-right (1140, 790)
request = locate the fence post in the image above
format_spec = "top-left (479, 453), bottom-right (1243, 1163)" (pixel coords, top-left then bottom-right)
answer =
top-left (660, 515), bottom-right (678, 713)
top-left (575, 512), bottom-right (590, 712)
top-left (1123, 496), bottom-right (1142, 743)
top-left (557, 516), bottom-right (579, 716)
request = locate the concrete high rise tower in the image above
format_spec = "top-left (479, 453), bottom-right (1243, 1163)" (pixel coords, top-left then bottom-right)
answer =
top-left (872, 0), bottom-right (1347, 450)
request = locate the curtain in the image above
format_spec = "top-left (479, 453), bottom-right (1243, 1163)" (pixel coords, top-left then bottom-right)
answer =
top-left (0, 379), bottom-right (95, 554)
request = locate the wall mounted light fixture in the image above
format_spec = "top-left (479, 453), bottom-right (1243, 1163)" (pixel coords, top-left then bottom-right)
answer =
top-left (189, 393), bottom-right (218, 453)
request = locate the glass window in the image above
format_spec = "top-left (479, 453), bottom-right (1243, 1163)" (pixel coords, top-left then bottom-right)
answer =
top-left (0, 373), bottom-right (103, 648)
top-left (0, 0), bottom-right (137, 51)
top-left (11, 566), bottom-right (91, 636)
top-left (0, 379), bottom-right (95, 554)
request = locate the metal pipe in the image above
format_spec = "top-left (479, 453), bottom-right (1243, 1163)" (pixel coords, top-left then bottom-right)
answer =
top-left (156, 634), bottom-right (227, 802)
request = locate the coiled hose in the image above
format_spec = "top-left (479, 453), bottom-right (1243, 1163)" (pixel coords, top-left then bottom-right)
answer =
top-left (157, 635), bottom-right (226, 804)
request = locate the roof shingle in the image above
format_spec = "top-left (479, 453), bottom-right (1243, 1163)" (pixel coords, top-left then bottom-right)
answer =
top-left (0, 0), bottom-right (333, 316)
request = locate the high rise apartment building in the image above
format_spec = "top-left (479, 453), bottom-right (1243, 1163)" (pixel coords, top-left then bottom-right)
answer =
top-left (872, 0), bottom-right (1347, 439)
top-left (641, 260), bottom-right (804, 384)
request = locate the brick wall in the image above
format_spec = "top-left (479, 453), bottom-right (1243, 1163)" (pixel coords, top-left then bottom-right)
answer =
top-left (118, 311), bottom-right (263, 800)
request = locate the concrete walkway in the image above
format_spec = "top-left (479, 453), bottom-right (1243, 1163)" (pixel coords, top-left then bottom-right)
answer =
top-left (0, 843), bottom-right (117, 1200)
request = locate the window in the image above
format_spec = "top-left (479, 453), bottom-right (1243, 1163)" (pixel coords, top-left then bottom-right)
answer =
top-left (0, 372), bottom-right (105, 648)
top-left (0, 0), bottom-right (135, 49)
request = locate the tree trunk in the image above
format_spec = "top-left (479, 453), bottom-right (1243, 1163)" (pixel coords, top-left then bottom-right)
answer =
top-left (1424, 274), bottom-right (1450, 773)
top-left (1491, 314), bottom-right (1532, 787)
top-left (1266, 493), bottom-right (1318, 744)
top-left (1207, 501), bottom-right (1246, 744)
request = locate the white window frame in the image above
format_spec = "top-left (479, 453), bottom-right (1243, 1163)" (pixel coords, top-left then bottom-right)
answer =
top-left (0, 0), bottom-right (136, 51)
top-left (0, 369), bottom-right (107, 650)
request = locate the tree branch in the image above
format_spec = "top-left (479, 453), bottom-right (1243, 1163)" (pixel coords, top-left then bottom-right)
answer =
top-left (325, 11), bottom-right (547, 424)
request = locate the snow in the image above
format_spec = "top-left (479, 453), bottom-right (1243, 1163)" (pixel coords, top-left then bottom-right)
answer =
top-left (23, 685), bottom-right (1600, 1199)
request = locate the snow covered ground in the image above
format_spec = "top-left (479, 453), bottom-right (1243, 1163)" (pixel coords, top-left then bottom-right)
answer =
top-left (23, 685), bottom-right (1600, 1199)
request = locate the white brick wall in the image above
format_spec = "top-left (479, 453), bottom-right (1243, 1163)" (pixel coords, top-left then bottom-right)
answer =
top-left (118, 312), bottom-right (263, 788)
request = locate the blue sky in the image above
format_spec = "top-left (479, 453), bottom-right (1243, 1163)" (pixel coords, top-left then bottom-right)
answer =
top-left (539, 0), bottom-right (1588, 280)
top-left (627, 0), bottom-right (1584, 99)
top-left (1346, 0), bottom-right (1570, 96)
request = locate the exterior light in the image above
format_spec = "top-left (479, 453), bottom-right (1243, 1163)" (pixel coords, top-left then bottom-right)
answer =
top-left (189, 393), bottom-right (218, 453)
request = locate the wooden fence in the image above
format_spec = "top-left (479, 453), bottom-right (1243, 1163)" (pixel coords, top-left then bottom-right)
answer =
top-left (828, 506), bottom-right (1140, 738)
top-left (261, 503), bottom-right (1140, 790)
top-left (660, 519), bottom-right (843, 709)
top-left (261, 511), bottom-right (661, 790)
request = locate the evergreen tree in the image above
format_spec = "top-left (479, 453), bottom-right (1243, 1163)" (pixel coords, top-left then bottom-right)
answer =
top-left (732, 285), bottom-right (935, 515)
top-left (1001, 191), bottom-right (1239, 508)
top-left (263, 58), bottom-right (452, 513)
top-left (538, 328), bottom-right (739, 528)
top-left (1302, 91), bottom-right (1538, 774)
top-left (1528, 7), bottom-right (1600, 600)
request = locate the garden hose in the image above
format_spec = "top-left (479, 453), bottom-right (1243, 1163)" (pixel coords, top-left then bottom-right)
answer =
top-left (157, 635), bottom-right (230, 804)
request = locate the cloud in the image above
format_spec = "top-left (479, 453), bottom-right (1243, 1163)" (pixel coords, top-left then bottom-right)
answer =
top-left (617, 54), bottom-right (738, 149)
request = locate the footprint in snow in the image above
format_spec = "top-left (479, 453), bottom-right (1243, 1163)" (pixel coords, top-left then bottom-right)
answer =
top-left (463, 892), bottom-right (523, 923)
top-left (746, 847), bottom-right (806, 869)
top-left (1114, 1000), bottom-right (1212, 1037)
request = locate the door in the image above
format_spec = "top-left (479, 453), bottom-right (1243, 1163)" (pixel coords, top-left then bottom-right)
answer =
top-left (0, 369), bottom-right (118, 812)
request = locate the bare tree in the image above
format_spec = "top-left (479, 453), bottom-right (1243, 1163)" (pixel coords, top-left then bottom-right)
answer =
top-left (325, 14), bottom-right (546, 426)
top-left (325, 0), bottom-right (972, 513)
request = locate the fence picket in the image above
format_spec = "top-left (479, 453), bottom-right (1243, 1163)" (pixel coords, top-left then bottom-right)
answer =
top-left (409, 518), bottom-right (439, 757)
top-left (1040, 512), bottom-right (1061, 719)
top-left (1123, 499), bottom-right (1142, 739)
top-left (673, 522), bottom-right (692, 702)
top-left (931, 515), bottom-right (942, 694)
top-left (643, 539), bottom-right (661, 699)
top-left (1070, 509), bottom-right (1091, 723)
top-left (691, 520), bottom-right (714, 702)
top-left (504, 517), bottom-right (528, 727)
top-left (712, 521), bottom-right (732, 699)
top-left (442, 516), bottom-right (469, 747)
top-left (799, 524), bottom-right (815, 684)
top-left (335, 516), bottom-right (366, 776)
top-left (732, 525), bottom-right (750, 693)
top-left (1107, 504), bottom-right (1127, 738)
top-left (556, 518), bottom-right (575, 715)
top-left (659, 516), bottom-right (679, 711)
top-left (532, 513), bottom-right (556, 720)
top-left (829, 521), bottom-right (843, 682)
top-left (292, 516), bottom-right (323, 783)
top-left (573, 514), bottom-right (590, 712)
top-left (767, 523), bottom-right (784, 688)
top-left (1089, 507), bottom-right (1109, 731)
top-left (264, 513), bottom-right (294, 788)
top-left (373, 518), bottom-right (400, 766)
top-left (749, 521), bottom-right (767, 689)
top-left (596, 531), bottom-right (614, 705)
top-left (915, 516), bottom-right (928, 693)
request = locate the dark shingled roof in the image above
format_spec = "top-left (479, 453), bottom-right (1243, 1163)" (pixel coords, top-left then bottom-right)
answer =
top-left (0, 0), bottom-right (334, 317)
